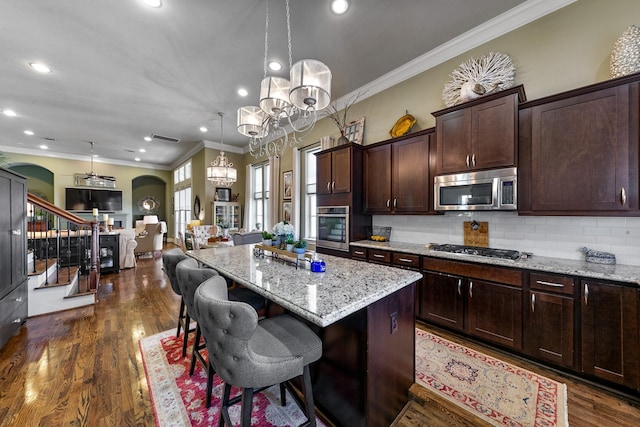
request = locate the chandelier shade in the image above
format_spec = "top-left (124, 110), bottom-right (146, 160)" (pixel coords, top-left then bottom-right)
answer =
top-left (259, 76), bottom-right (291, 115)
top-left (237, 106), bottom-right (268, 138)
top-left (289, 59), bottom-right (332, 110)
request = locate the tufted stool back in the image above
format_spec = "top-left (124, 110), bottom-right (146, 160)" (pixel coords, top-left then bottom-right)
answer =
top-left (175, 258), bottom-right (219, 322)
top-left (162, 248), bottom-right (189, 296)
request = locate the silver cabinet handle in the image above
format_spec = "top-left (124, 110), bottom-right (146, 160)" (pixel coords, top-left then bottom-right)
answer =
top-left (386, 199), bottom-right (390, 208)
top-left (457, 278), bottom-right (462, 295)
top-left (12, 318), bottom-right (22, 324)
top-left (469, 281), bottom-right (473, 298)
top-left (621, 187), bottom-right (627, 207)
top-left (15, 297), bottom-right (22, 302)
top-left (398, 258), bottom-right (412, 263)
top-left (393, 199), bottom-right (397, 208)
top-left (584, 283), bottom-right (589, 305)
top-left (331, 182), bottom-right (335, 192)
top-left (12, 229), bottom-right (21, 235)
top-left (326, 182), bottom-right (331, 192)
top-left (465, 155), bottom-right (470, 167)
top-left (531, 293), bottom-right (536, 312)
top-left (354, 250), bottom-right (364, 255)
top-left (536, 280), bottom-right (564, 288)
top-left (373, 254), bottom-right (385, 258)
top-left (472, 154), bottom-right (476, 167)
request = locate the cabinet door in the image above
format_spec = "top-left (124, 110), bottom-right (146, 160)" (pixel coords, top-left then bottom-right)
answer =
top-left (471, 94), bottom-right (517, 170)
top-left (392, 134), bottom-right (430, 213)
top-left (420, 271), bottom-right (464, 332)
top-left (436, 109), bottom-right (471, 174)
top-left (331, 147), bottom-right (351, 194)
top-left (530, 85), bottom-right (632, 212)
top-left (0, 173), bottom-right (10, 297)
top-left (526, 290), bottom-right (574, 368)
top-left (581, 280), bottom-right (640, 388)
top-left (467, 279), bottom-right (523, 350)
top-left (363, 144), bottom-right (392, 213)
top-left (10, 177), bottom-right (27, 288)
top-left (316, 151), bottom-right (332, 196)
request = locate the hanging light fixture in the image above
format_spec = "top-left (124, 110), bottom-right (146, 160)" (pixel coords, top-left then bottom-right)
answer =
top-left (207, 112), bottom-right (237, 187)
top-left (237, 0), bottom-right (332, 158)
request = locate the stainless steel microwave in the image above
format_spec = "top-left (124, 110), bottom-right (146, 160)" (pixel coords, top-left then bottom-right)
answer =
top-left (434, 167), bottom-right (517, 211)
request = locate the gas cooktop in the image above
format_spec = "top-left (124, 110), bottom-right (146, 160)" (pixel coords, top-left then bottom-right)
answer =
top-left (430, 244), bottom-right (521, 261)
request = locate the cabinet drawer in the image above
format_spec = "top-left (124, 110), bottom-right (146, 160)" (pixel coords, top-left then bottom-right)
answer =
top-left (423, 257), bottom-right (522, 287)
top-left (0, 281), bottom-right (27, 348)
top-left (392, 253), bottom-right (420, 269)
top-left (529, 272), bottom-right (574, 295)
top-left (368, 249), bottom-right (391, 264)
top-left (351, 247), bottom-right (367, 260)
top-left (100, 235), bottom-right (118, 245)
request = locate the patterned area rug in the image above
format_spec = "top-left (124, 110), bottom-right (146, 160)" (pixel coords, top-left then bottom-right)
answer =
top-left (139, 329), bottom-right (326, 427)
top-left (415, 329), bottom-right (568, 427)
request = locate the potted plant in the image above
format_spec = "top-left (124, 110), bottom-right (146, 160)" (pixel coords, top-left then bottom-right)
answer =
top-left (261, 231), bottom-right (273, 246)
top-left (285, 237), bottom-right (295, 252)
top-left (293, 239), bottom-right (307, 254)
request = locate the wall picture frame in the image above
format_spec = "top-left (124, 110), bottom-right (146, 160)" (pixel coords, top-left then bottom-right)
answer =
top-left (216, 187), bottom-right (231, 202)
top-left (282, 201), bottom-right (292, 223)
top-left (282, 170), bottom-right (292, 200)
top-left (343, 116), bottom-right (365, 145)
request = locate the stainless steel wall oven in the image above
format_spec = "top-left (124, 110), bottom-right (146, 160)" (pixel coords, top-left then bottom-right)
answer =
top-left (316, 206), bottom-right (349, 251)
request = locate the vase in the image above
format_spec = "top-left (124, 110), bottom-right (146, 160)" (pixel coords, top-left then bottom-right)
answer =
top-left (286, 243), bottom-right (294, 252)
top-left (293, 247), bottom-right (306, 254)
top-left (272, 237), bottom-right (281, 247)
top-left (337, 131), bottom-right (349, 145)
top-left (262, 239), bottom-right (272, 246)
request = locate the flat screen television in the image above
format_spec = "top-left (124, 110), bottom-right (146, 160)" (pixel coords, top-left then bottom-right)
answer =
top-left (65, 188), bottom-right (123, 212)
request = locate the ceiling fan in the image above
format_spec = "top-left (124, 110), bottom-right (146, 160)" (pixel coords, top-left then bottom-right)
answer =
top-left (77, 141), bottom-right (116, 182)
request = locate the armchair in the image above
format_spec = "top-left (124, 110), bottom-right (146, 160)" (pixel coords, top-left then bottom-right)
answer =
top-left (118, 228), bottom-right (138, 269)
top-left (134, 221), bottom-right (167, 257)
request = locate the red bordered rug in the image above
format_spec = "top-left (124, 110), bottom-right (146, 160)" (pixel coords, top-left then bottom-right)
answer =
top-left (415, 328), bottom-right (569, 427)
top-left (139, 329), bottom-right (326, 427)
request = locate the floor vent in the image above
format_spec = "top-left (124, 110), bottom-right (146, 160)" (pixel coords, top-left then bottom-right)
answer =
top-left (151, 134), bottom-right (180, 143)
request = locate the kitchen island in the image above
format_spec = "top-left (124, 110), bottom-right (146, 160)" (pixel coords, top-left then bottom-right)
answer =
top-left (187, 244), bottom-right (422, 427)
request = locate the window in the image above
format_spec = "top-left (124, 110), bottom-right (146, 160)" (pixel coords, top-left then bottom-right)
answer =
top-left (250, 162), bottom-right (270, 231)
top-left (173, 160), bottom-right (192, 240)
top-left (302, 146), bottom-right (320, 240)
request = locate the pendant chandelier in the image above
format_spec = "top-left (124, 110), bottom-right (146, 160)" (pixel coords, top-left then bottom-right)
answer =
top-left (207, 112), bottom-right (237, 187)
top-left (237, 0), bottom-right (332, 158)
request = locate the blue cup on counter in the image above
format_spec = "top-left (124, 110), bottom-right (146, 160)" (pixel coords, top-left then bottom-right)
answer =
top-left (310, 259), bottom-right (326, 273)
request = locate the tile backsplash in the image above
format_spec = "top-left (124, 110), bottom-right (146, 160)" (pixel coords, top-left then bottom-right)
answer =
top-left (373, 212), bottom-right (640, 267)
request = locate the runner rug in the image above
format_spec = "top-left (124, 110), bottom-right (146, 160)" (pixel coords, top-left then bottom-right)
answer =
top-left (139, 329), bottom-right (326, 427)
top-left (415, 328), bottom-right (569, 427)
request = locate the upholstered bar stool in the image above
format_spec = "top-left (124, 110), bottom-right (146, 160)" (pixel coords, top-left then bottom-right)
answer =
top-left (194, 280), bottom-right (322, 427)
top-left (176, 258), bottom-right (267, 408)
top-left (161, 248), bottom-right (191, 357)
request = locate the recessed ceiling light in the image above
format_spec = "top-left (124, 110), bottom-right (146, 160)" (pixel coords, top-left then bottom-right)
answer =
top-left (200, 126), bottom-right (208, 132)
top-left (139, 148), bottom-right (146, 153)
top-left (29, 62), bottom-right (52, 73)
top-left (331, 0), bottom-right (349, 14)
top-left (2, 109), bottom-right (17, 117)
top-left (140, 0), bottom-right (162, 7)
top-left (144, 136), bottom-right (152, 141)
top-left (268, 61), bottom-right (282, 71)
top-left (238, 88), bottom-right (248, 97)
top-left (40, 144), bottom-right (48, 150)
top-left (24, 130), bottom-right (34, 136)
top-left (135, 157), bottom-right (141, 162)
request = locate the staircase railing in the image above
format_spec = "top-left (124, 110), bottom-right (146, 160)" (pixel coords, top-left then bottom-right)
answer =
top-left (26, 192), bottom-right (99, 292)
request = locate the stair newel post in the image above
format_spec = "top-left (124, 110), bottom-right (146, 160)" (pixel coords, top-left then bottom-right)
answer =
top-left (89, 221), bottom-right (100, 291)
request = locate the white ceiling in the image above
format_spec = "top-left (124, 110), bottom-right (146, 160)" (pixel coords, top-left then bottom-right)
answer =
top-left (0, 0), bottom-right (572, 170)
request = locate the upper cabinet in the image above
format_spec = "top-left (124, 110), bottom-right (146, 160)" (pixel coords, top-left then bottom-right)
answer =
top-left (432, 85), bottom-right (526, 175)
top-left (363, 129), bottom-right (434, 214)
top-left (519, 74), bottom-right (640, 215)
top-left (315, 143), bottom-right (365, 209)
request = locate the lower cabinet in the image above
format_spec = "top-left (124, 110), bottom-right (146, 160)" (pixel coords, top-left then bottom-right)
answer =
top-left (99, 234), bottom-right (120, 274)
top-left (421, 257), bottom-right (524, 351)
top-left (0, 280), bottom-right (27, 349)
top-left (581, 279), bottom-right (640, 389)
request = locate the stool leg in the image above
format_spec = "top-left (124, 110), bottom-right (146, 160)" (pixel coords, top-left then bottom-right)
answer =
top-left (189, 325), bottom-right (201, 375)
top-left (279, 383), bottom-right (286, 406)
top-left (220, 383), bottom-right (232, 427)
top-left (302, 365), bottom-right (316, 427)
top-left (176, 298), bottom-right (186, 337)
top-left (182, 312), bottom-right (191, 357)
top-left (241, 388), bottom-right (254, 427)
top-left (206, 360), bottom-right (215, 408)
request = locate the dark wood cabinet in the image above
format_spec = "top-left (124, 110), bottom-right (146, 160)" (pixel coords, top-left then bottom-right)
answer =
top-left (519, 76), bottom-right (639, 215)
top-left (421, 257), bottom-right (523, 351)
top-left (433, 86), bottom-right (525, 174)
top-left (317, 145), bottom-right (351, 196)
top-left (525, 272), bottom-right (575, 369)
top-left (581, 279), bottom-right (640, 389)
top-left (421, 271), bottom-right (464, 332)
top-left (364, 130), bottom-right (433, 214)
top-left (0, 168), bottom-right (28, 350)
top-left (99, 234), bottom-right (120, 274)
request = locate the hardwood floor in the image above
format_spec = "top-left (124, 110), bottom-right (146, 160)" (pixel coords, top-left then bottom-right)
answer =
top-left (1, 248), bottom-right (639, 426)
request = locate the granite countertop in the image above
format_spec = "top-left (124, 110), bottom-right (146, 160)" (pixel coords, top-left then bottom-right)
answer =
top-left (351, 240), bottom-right (640, 286)
top-left (187, 244), bottom-right (422, 327)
